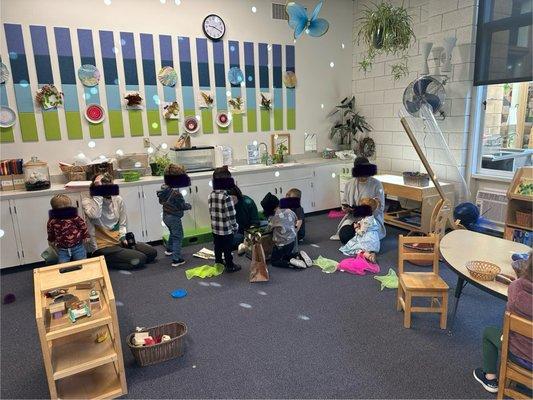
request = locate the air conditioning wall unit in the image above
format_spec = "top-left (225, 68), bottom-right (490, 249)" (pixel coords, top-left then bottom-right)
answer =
top-left (475, 188), bottom-right (508, 229)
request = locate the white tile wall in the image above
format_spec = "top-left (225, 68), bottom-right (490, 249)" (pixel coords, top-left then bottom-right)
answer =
top-left (352, 0), bottom-right (478, 185)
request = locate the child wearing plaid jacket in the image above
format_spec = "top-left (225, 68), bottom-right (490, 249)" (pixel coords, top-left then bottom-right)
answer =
top-left (208, 167), bottom-right (240, 273)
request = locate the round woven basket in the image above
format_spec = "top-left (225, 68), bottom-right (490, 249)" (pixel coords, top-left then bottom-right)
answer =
top-left (465, 260), bottom-right (501, 281)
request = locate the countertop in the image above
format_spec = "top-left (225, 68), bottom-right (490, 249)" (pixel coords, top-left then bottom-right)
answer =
top-left (0, 157), bottom-right (353, 200)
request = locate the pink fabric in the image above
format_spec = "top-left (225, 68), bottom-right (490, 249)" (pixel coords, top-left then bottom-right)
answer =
top-left (338, 253), bottom-right (380, 275)
top-left (328, 210), bottom-right (346, 219)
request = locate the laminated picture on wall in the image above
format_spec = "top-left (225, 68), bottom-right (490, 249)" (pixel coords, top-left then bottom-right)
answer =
top-left (228, 96), bottom-right (245, 114)
top-left (259, 92), bottom-right (272, 111)
top-left (198, 90), bottom-right (214, 108)
top-left (162, 101), bottom-right (180, 120)
top-left (124, 92), bottom-right (143, 110)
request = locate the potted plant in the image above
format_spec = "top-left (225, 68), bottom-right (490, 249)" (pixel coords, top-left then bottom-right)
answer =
top-left (328, 96), bottom-right (372, 152)
top-left (357, 2), bottom-right (415, 80)
top-left (272, 143), bottom-right (288, 164)
top-left (150, 153), bottom-right (171, 176)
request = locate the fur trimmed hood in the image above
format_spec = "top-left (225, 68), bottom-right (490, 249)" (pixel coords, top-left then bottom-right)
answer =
top-left (90, 184), bottom-right (120, 197)
top-left (280, 197), bottom-right (301, 209)
top-left (164, 174), bottom-right (191, 188)
top-left (212, 177), bottom-right (235, 190)
top-left (49, 207), bottom-right (78, 219)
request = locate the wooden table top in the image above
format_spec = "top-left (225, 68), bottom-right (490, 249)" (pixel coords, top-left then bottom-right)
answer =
top-left (440, 230), bottom-right (531, 299)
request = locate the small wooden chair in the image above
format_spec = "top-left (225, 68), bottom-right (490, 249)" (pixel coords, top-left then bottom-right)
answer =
top-left (397, 234), bottom-right (449, 329)
top-left (497, 311), bottom-right (533, 399)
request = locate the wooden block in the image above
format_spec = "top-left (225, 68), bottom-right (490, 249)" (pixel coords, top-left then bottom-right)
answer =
top-left (49, 302), bottom-right (65, 314)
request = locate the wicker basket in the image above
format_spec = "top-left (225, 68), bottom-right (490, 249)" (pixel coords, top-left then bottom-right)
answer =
top-left (515, 210), bottom-right (532, 228)
top-left (465, 260), bottom-right (501, 281)
top-left (68, 165), bottom-right (87, 181)
top-left (127, 322), bottom-right (187, 367)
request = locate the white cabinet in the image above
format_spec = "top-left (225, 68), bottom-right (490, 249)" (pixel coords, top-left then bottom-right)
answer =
top-left (312, 165), bottom-right (342, 211)
top-left (191, 177), bottom-right (213, 231)
top-left (1, 200), bottom-right (22, 268)
top-left (120, 186), bottom-right (145, 242)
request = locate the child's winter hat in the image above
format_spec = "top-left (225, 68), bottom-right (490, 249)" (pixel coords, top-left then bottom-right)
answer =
top-left (49, 206), bottom-right (78, 220)
top-left (164, 174), bottom-right (191, 188)
top-left (352, 156), bottom-right (377, 178)
top-left (280, 197), bottom-right (300, 209)
top-left (261, 192), bottom-right (279, 217)
top-left (351, 205), bottom-right (373, 218)
top-left (212, 166), bottom-right (235, 190)
top-left (90, 184), bottom-right (120, 197)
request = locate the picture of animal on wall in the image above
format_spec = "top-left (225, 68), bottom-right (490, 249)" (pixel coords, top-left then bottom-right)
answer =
top-left (124, 92), bottom-right (143, 110)
top-left (162, 101), bottom-right (180, 120)
top-left (228, 96), bottom-right (245, 114)
top-left (259, 93), bottom-right (272, 111)
top-left (198, 91), bottom-right (214, 108)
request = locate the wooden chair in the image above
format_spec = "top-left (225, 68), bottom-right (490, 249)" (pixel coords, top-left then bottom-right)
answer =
top-left (397, 234), bottom-right (449, 329)
top-left (497, 311), bottom-right (533, 399)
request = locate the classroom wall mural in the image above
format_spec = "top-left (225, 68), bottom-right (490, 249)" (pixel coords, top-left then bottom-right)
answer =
top-left (0, 23), bottom-right (296, 143)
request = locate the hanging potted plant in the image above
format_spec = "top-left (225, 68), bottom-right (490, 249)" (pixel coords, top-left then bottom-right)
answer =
top-left (328, 96), bottom-right (373, 153)
top-left (357, 2), bottom-right (416, 80)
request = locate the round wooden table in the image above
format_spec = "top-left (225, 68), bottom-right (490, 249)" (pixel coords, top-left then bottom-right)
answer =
top-left (440, 230), bottom-right (531, 330)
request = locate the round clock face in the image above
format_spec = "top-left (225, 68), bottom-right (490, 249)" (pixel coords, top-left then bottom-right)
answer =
top-left (203, 14), bottom-right (225, 40)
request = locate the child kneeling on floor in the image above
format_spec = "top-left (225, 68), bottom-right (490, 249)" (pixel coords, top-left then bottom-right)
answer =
top-left (285, 188), bottom-right (305, 242)
top-left (260, 192), bottom-right (312, 269)
top-left (208, 166), bottom-right (241, 273)
top-left (157, 164), bottom-right (192, 267)
top-left (338, 198), bottom-right (380, 263)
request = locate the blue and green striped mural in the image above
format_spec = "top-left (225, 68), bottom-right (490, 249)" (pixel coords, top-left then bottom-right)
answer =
top-left (1, 23), bottom-right (296, 142)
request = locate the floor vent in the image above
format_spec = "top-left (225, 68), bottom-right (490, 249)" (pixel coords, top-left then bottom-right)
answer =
top-left (475, 189), bottom-right (508, 225)
top-left (272, 3), bottom-right (288, 20)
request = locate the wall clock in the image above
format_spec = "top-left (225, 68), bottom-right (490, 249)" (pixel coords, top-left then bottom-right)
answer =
top-left (202, 14), bottom-right (225, 41)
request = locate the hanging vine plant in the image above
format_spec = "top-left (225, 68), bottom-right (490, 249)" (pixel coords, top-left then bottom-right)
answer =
top-left (357, 2), bottom-right (416, 80)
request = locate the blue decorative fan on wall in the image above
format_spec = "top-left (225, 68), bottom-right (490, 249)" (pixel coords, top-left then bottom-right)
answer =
top-left (286, 0), bottom-right (329, 39)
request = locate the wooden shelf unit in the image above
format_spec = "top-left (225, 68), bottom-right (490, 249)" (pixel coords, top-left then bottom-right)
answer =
top-left (504, 167), bottom-right (532, 246)
top-left (34, 257), bottom-right (127, 399)
top-left (375, 175), bottom-right (456, 234)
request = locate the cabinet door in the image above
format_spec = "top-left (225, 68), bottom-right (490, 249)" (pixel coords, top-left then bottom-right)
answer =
top-left (119, 186), bottom-right (145, 242)
top-left (140, 183), bottom-right (165, 242)
top-left (239, 183), bottom-right (278, 210)
top-left (191, 177), bottom-right (213, 231)
top-left (12, 196), bottom-right (51, 264)
top-left (313, 165), bottom-right (342, 211)
top-left (0, 200), bottom-right (22, 268)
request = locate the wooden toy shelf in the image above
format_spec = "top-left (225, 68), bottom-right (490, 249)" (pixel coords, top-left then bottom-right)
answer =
top-left (504, 167), bottom-right (532, 245)
top-left (34, 257), bottom-right (127, 399)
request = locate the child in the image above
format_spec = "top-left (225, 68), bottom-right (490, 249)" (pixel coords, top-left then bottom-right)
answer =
top-left (261, 192), bottom-right (312, 269)
top-left (208, 166), bottom-right (240, 273)
top-left (157, 164), bottom-right (192, 267)
top-left (338, 198), bottom-right (380, 263)
top-left (285, 188), bottom-right (305, 242)
top-left (47, 194), bottom-right (89, 263)
top-left (473, 255), bottom-right (532, 393)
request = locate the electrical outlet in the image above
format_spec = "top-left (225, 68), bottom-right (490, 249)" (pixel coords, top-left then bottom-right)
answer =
top-left (143, 138), bottom-right (151, 148)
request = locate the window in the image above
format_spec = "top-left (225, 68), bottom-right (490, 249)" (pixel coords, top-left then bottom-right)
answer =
top-left (475, 81), bottom-right (533, 176)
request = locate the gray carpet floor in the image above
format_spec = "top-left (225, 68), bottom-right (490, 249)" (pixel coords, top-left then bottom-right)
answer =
top-left (1, 214), bottom-right (504, 399)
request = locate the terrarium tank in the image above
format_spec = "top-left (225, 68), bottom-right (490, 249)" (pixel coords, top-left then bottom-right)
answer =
top-left (24, 156), bottom-right (51, 191)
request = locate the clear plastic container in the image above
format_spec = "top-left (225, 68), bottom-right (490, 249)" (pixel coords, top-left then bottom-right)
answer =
top-left (169, 146), bottom-right (215, 172)
top-left (24, 157), bottom-right (51, 191)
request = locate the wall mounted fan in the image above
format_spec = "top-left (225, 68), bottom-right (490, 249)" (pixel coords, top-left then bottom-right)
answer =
top-left (402, 76), bottom-right (446, 119)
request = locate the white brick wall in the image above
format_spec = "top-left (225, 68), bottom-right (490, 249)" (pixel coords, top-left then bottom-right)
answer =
top-left (352, 0), bottom-right (478, 185)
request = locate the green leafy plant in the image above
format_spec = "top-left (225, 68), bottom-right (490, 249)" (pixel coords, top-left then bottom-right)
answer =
top-left (357, 2), bottom-right (416, 80)
top-left (328, 96), bottom-right (372, 150)
top-left (272, 142), bottom-right (288, 164)
top-left (150, 153), bottom-right (171, 176)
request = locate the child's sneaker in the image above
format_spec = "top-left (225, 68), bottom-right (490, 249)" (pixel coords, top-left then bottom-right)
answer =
top-left (171, 259), bottom-right (186, 267)
top-left (164, 250), bottom-right (173, 256)
top-left (473, 368), bottom-right (498, 393)
top-left (289, 258), bottom-right (307, 269)
top-left (237, 243), bottom-right (247, 256)
top-left (299, 250), bottom-right (312, 267)
top-left (225, 264), bottom-right (241, 273)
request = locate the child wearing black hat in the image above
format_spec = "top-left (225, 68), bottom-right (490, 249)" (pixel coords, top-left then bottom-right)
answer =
top-left (261, 192), bottom-right (312, 269)
top-left (157, 164), bottom-right (192, 267)
top-left (208, 167), bottom-right (240, 273)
